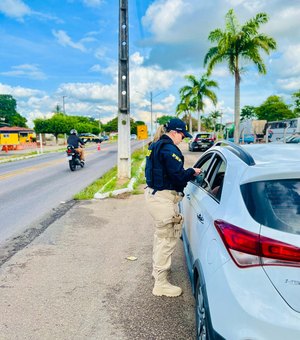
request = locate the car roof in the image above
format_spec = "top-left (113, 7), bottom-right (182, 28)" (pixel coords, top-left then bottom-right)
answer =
top-left (241, 144), bottom-right (300, 165)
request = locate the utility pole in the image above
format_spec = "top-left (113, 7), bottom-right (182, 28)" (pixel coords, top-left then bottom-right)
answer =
top-left (149, 90), bottom-right (165, 140)
top-left (118, 0), bottom-right (131, 179)
top-left (62, 96), bottom-right (67, 114)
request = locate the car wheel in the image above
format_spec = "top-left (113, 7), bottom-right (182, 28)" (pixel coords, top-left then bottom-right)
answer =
top-left (195, 279), bottom-right (209, 340)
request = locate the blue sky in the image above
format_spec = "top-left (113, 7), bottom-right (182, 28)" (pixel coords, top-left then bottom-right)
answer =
top-left (1, 0), bottom-right (300, 130)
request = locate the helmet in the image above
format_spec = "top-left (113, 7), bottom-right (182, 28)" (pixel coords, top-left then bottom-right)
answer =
top-left (70, 129), bottom-right (77, 135)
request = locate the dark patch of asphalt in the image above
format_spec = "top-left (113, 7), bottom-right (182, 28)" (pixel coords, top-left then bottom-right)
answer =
top-left (0, 200), bottom-right (77, 267)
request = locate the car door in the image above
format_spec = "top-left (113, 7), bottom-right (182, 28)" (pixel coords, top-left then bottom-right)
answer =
top-left (184, 153), bottom-right (225, 262)
top-left (182, 153), bottom-right (214, 242)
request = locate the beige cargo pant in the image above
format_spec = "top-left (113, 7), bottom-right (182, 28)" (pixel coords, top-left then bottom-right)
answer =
top-left (144, 188), bottom-right (183, 282)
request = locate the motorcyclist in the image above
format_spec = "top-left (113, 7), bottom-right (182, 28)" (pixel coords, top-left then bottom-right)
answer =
top-left (67, 129), bottom-right (85, 163)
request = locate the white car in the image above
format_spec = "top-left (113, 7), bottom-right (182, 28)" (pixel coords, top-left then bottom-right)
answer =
top-left (180, 141), bottom-right (300, 340)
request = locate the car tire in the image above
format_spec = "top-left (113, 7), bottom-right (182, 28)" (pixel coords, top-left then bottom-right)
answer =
top-left (195, 278), bottom-right (210, 340)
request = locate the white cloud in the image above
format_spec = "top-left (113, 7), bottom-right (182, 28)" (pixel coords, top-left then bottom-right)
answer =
top-left (52, 30), bottom-right (87, 52)
top-left (57, 82), bottom-right (118, 102)
top-left (0, 83), bottom-right (45, 98)
top-left (130, 52), bottom-right (144, 66)
top-left (82, 0), bottom-right (104, 8)
top-left (1, 64), bottom-right (47, 80)
top-left (0, 0), bottom-right (31, 20)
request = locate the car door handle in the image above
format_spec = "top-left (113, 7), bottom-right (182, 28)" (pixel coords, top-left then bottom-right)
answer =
top-left (197, 213), bottom-right (204, 224)
top-left (186, 194), bottom-right (191, 200)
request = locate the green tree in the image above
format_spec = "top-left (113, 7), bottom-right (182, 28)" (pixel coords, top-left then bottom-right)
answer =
top-left (291, 90), bottom-right (300, 115)
top-left (241, 105), bottom-right (257, 121)
top-left (176, 89), bottom-right (195, 134)
top-left (209, 110), bottom-right (222, 135)
top-left (201, 116), bottom-right (213, 131)
top-left (156, 115), bottom-right (175, 126)
top-left (255, 95), bottom-right (295, 121)
top-left (102, 117), bottom-right (118, 133)
top-left (0, 94), bottom-right (27, 127)
top-left (179, 74), bottom-right (218, 132)
top-left (204, 9), bottom-right (276, 143)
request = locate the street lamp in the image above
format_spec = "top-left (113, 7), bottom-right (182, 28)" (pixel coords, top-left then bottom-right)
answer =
top-left (96, 106), bottom-right (102, 133)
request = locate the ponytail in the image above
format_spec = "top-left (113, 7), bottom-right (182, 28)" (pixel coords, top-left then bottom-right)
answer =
top-left (152, 125), bottom-right (166, 142)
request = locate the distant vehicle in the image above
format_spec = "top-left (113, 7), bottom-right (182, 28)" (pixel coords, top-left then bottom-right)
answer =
top-left (130, 134), bottom-right (137, 140)
top-left (180, 141), bottom-right (300, 339)
top-left (224, 119), bottom-right (267, 143)
top-left (267, 118), bottom-right (300, 142)
top-left (101, 135), bottom-right (109, 141)
top-left (78, 133), bottom-right (103, 143)
top-left (188, 132), bottom-right (215, 152)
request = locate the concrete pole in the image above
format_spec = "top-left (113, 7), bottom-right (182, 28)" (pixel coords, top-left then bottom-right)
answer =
top-left (118, 0), bottom-right (131, 179)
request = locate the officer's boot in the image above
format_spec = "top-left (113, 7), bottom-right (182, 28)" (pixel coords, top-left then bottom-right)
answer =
top-left (152, 272), bottom-right (182, 297)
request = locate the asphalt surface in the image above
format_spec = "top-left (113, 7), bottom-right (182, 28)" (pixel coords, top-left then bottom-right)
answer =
top-left (0, 142), bottom-right (199, 340)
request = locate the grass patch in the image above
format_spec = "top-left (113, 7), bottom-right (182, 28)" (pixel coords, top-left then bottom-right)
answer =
top-left (74, 146), bottom-right (147, 200)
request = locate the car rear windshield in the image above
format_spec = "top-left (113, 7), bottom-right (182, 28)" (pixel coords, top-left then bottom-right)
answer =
top-left (241, 179), bottom-right (300, 235)
top-left (197, 134), bottom-right (210, 138)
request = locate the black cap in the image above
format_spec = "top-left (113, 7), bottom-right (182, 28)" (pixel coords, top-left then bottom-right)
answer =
top-left (165, 118), bottom-right (192, 138)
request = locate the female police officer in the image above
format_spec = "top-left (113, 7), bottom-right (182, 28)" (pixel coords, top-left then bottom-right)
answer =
top-left (144, 118), bottom-right (202, 297)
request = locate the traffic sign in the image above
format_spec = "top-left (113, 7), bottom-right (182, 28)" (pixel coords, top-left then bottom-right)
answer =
top-left (137, 125), bottom-right (148, 140)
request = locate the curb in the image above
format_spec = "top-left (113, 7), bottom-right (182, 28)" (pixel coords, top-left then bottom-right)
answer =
top-left (94, 159), bottom-right (145, 199)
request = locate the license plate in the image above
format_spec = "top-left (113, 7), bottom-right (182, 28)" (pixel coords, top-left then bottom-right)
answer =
top-left (67, 156), bottom-right (72, 160)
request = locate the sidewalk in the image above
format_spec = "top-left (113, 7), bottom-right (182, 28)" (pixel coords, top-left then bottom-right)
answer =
top-left (0, 144), bottom-right (64, 162)
top-left (0, 194), bottom-right (196, 340)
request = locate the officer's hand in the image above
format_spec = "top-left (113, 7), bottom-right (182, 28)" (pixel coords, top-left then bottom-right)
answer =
top-left (193, 168), bottom-right (202, 176)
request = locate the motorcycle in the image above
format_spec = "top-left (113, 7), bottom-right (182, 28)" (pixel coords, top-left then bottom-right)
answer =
top-left (66, 145), bottom-right (84, 171)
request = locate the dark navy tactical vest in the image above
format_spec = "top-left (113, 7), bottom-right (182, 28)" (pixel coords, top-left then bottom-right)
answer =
top-left (145, 138), bottom-right (171, 190)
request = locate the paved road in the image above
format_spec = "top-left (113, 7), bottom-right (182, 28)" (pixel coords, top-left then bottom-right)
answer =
top-left (0, 141), bottom-right (144, 245)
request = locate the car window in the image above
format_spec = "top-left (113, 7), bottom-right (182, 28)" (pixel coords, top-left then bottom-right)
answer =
top-left (209, 160), bottom-right (226, 200)
top-left (241, 179), bottom-right (300, 235)
top-left (191, 153), bottom-right (214, 187)
top-left (197, 134), bottom-right (210, 139)
top-left (192, 153), bottom-right (226, 201)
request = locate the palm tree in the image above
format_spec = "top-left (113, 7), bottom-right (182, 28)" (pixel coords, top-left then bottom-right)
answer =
top-left (179, 74), bottom-right (218, 132)
top-left (176, 90), bottom-right (195, 134)
top-left (209, 110), bottom-right (222, 137)
top-left (204, 9), bottom-right (276, 143)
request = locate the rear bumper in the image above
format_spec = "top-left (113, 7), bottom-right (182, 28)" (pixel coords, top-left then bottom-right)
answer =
top-left (206, 261), bottom-right (300, 339)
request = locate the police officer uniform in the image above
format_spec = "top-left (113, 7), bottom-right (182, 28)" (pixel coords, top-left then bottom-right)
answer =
top-left (144, 118), bottom-right (196, 297)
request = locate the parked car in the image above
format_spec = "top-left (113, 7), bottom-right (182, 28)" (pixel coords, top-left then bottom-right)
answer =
top-left (188, 132), bottom-right (215, 152)
top-left (130, 134), bottom-right (137, 140)
top-left (180, 141), bottom-right (300, 339)
top-left (101, 135), bottom-right (109, 141)
top-left (78, 133), bottom-right (103, 143)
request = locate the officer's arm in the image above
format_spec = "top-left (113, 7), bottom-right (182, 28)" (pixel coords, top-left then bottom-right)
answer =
top-left (163, 151), bottom-right (195, 186)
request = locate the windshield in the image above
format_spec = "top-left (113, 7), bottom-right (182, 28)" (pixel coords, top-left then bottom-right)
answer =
top-left (241, 179), bottom-right (300, 235)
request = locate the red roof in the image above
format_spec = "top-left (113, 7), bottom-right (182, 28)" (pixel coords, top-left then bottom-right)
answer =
top-left (0, 126), bottom-right (33, 133)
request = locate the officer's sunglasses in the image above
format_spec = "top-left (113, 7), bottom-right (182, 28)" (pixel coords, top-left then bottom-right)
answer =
top-left (176, 131), bottom-right (185, 140)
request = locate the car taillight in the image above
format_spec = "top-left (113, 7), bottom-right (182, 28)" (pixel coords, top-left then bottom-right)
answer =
top-left (214, 220), bottom-right (300, 268)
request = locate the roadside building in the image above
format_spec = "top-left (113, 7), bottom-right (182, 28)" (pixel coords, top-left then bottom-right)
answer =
top-left (0, 126), bottom-right (35, 150)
